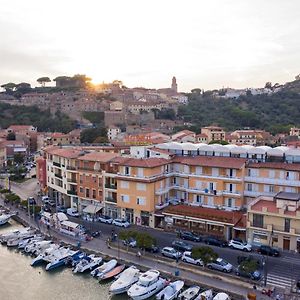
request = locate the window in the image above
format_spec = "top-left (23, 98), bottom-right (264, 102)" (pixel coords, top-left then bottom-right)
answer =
top-left (212, 168), bottom-right (219, 177)
top-left (137, 183), bottom-right (146, 191)
top-left (93, 176), bottom-right (97, 183)
top-left (124, 166), bottom-right (130, 175)
top-left (247, 169), bottom-right (251, 176)
top-left (195, 195), bottom-right (203, 204)
top-left (209, 182), bottom-right (214, 191)
top-left (120, 181), bottom-right (129, 189)
top-left (173, 177), bottom-right (177, 185)
top-left (253, 214), bottom-right (264, 228)
top-left (79, 175), bottom-right (83, 184)
top-left (207, 196), bottom-right (214, 206)
top-left (269, 185), bottom-right (274, 193)
top-left (85, 188), bottom-right (90, 198)
top-left (137, 168), bottom-right (144, 177)
top-left (136, 197), bottom-right (146, 205)
top-left (226, 198), bottom-right (234, 207)
top-left (92, 189), bottom-right (96, 199)
top-left (79, 187), bottom-right (83, 193)
top-left (284, 218), bottom-right (290, 232)
top-left (269, 170), bottom-right (275, 178)
top-left (247, 183), bottom-right (252, 191)
top-left (121, 195), bottom-right (129, 203)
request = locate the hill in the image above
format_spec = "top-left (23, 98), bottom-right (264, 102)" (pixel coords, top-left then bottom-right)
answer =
top-left (0, 103), bottom-right (76, 133)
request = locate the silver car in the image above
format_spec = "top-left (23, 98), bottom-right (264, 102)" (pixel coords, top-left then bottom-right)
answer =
top-left (207, 258), bottom-right (232, 273)
top-left (161, 247), bottom-right (182, 259)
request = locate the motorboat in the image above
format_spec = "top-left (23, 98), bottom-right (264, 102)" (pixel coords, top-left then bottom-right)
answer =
top-left (45, 249), bottom-right (81, 271)
top-left (195, 289), bottom-right (214, 300)
top-left (90, 259), bottom-right (117, 278)
top-left (213, 293), bottom-right (230, 300)
top-left (30, 244), bottom-right (61, 266)
top-left (25, 240), bottom-right (53, 255)
top-left (7, 233), bottom-right (35, 247)
top-left (178, 285), bottom-right (201, 300)
top-left (127, 269), bottom-right (167, 300)
top-left (100, 264), bottom-right (126, 281)
top-left (109, 266), bottom-right (140, 295)
top-left (67, 252), bottom-right (86, 267)
top-left (0, 213), bottom-right (12, 225)
top-left (0, 227), bottom-right (33, 243)
top-left (73, 255), bottom-right (103, 273)
top-left (156, 280), bottom-right (184, 300)
top-left (18, 236), bottom-right (43, 249)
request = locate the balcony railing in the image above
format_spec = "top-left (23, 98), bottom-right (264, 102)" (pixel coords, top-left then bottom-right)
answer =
top-left (245, 176), bottom-right (300, 187)
top-left (105, 197), bottom-right (117, 203)
top-left (55, 173), bottom-right (62, 179)
top-left (67, 178), bottom-right (77, 183)
top-left (67, 190), bottom-right (77, 196)
top-left (105, 184), bottom-right (117, 189)
top-left (53, 161), bottom-right (61, 167)
top-left (66, 165), bottom-right (77, 171)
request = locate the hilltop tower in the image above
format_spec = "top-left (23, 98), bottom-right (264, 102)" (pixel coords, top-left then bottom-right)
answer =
top-left (171, 76), bottom-right (178, 93)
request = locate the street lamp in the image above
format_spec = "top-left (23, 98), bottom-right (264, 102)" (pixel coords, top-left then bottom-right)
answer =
top-left (261, 255), bottom-right (267, 287)
top-left (117, 234), bottom-right (120, 260)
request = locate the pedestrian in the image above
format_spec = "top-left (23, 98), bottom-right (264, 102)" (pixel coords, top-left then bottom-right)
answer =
top-left (137, 251), bottom-right (141, 260)
top-left (253, 284), bottom-right (257, 290)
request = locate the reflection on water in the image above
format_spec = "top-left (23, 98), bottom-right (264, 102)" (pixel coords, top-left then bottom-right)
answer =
top-left (0, 221), bottom-right (128, 300)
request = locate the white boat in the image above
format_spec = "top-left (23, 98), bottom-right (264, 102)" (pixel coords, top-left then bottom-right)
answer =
top-left (0, 214), bottom-right (12, 225)
top-left (73, 254), bottom-right (103, 273)
top-left (213, 293), bottom-right (230, 300)
top-left (30, 244), bottom-right (61, 266)
top-left (90, 259), bottom-right (117, 278)
top-left (18, 236), bottom-right (43, 249)
top-left (25, 240), bottom-right (53, 255)
top-left (127, 269), bottom-right (167, 300)
top-left (109, 266), bottom-right (140, 295)
top-left (7, 233), bottom-right (35, 247)
top-left (45, 248), bottom-right (81, 271)
top-left (178, 285), bottom-right (201, 300)
top-left (0, 227), bottom-right (33, 243)
top-left (156, 280), bottom-right (184, 300)
top-left (195, 289), bottom-right (213, 300)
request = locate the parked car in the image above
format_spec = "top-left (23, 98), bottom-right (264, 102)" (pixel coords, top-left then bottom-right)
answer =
top-left (123, 237), bottom-right (137, 248)
top-left (161, 247), bottom-right (182, 259)
top-left (229, 239), bottom-right (252, 252)
top-left (235, 265), bottom-right (262, 280)
top-left (203, 236), bottom-right (228, 247)
top-left (172, 240), bottom-right (193, 252)
top-left (207, 258), bottom-right (233, 273)
top-left (257, 245), bottom-right (280, 257)
top-left (42, 205), bottom-right (51, 213)
top-left (27, 197), bottom-right (36, 205)
top-left (98, 215), bottom-right (113, 224)
top-left (112, 219), bottom-right (130, 228)
top-left (180, 231), bottom-right (201, 242)
top-left (42, 196), bottom-right (56, 207)
top-left (66, 208), bottom-right (80, 217)
top-left (182, 251), bottom-right (203, 266)
top-left (57, 206), bottom-right (67, 213)
top-left (140, 244), bottom-right (159, 253)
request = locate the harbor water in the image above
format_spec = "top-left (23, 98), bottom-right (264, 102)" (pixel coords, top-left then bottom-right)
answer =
top-left (0, 221), bottom-right (128, 300)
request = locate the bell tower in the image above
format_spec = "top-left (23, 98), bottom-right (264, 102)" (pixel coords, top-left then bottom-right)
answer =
top-left (171, 76), bottom-right (177, 93)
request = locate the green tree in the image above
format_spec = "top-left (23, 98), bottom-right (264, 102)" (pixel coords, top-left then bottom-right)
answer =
top-left (239, 259), bottom-right (258, 273)
top-left (80, 127), bottom-right (107, 143)
top-left (209, 140), bottom-right (229, 145)
top-left (13, 153), bottom-right (24, 164)
top-left (37, 77), bottom-right (51, 87)
top-left (1, 82), bottom-right (16, 94)
top-left (191, 246), bottom-right (218, 265)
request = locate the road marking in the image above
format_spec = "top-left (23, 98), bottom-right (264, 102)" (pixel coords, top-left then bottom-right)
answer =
top-left (266, 273), bottom-right (292, 289)
top-left (281, 256), bottom-right (300, 265)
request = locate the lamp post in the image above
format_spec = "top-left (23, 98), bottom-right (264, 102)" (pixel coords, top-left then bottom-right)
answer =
top-left (261, 255), bottom-right (267, 287)
top-left (117, 234), bottom-right (120, 260)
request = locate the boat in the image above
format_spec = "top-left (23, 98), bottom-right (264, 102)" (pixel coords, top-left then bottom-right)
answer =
top-left (109, 266), bottom-right (140, 295)
top-left (25, 240), bottom-right (53, 255)
top-left (73, 255), bottom-right (103, 273)
top-left (90, 259), bottom-right (117, 278)
top-left (213, 293), bottom-right (231, 300)
top-left (0, 227), bottom-right (33, 243)
top-left (195, 289), bottom-right (214, 300)
top-left (18, 236), bottom-right (43, 249)
top-left (100, 264), bottom-right (126, 281)
top-left (7, 233), bottom-right (35, 247)
top-left (0, 213), bottom-right (12, 225)
top-left (30, 244), bottom-right (61, 266)
top-left (156, 280), bottom-right (184, 300)
top-left (178, 285), bottom-right (201, 300)
top-left (67, 252), bottom-right (86, 267)
top-left (45, 249), bottom-right (81, 271)
top-left (127, 269), bottom-right (167, 300)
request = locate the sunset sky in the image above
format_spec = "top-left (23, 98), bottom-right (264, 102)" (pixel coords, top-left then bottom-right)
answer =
top-left (1, 0), bottom-right (299, 91)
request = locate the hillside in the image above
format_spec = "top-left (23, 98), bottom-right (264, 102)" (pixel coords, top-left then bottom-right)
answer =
top-left (0, 103), bottom-right (76, 133)
top-left (178, 89), bottom-right (300, 134)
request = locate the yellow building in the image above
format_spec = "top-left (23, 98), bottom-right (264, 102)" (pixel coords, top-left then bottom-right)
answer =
top-left (247, 192), bottom-right (300, 251)
top-left (0, 145), bottom-right (6, 169)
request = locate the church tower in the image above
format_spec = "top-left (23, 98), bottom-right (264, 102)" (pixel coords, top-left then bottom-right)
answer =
top-left (171, 76), bottom-right (178, 93)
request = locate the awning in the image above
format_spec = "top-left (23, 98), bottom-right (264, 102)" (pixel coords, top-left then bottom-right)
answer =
top-left (233, 227), bottom-right (246, 231)
top-left (83, 204), bottom-right (104, 214)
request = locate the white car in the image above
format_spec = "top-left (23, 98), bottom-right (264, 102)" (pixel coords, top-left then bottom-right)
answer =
top-left (207, 258), bottom-right (233, 273)
top-left (98, 215), bottom-right (113, 224)
top-left (181, 251), bottom-right (203, 266)
top-left (112, 219), bottom-right (130, 228)
top-left (66, 208), bottom-right (80, 217)
top-left (228, 239), bottom-right (252, 252)
top-left (161, 247), bottom-right (182, 259)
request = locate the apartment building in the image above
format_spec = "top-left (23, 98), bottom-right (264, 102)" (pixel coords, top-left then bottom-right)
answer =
top-left (247, 192), bottom-right (300, 251)
top-left (0, 144), bottom-right (6, 169)
top-left (201, 126), bottom-right (225, 142)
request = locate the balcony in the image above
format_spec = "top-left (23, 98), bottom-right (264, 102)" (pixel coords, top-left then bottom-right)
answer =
top-left (244, 190), bottom-right (276, 197)
top-left (53, 161), bottom-right (61, 167)
top-left (105, 196), bottom-right (117, 203)
top-left (67, 190), bottom-right (77, 196)
top-left (245, 176), bottom-right (300, 187)
top-left (66, 165), bottom-right (77, 171)
top-left (105, 183), bottom-right (117, 190)
top-left (54, 173), bottom-right (62, 179)
top-left (67, 178), bottom-right (77, 184)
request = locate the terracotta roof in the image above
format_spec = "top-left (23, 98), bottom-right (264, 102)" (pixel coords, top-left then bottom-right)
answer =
top-left (77, 152), bottom-right (119, 162)
top-left (172, 156), bottom-right (246, 169)
top-left (162, 204), bottom-right (244, 225)
top-left (118, 157), bottom-right (170, 168)
top-left (195, 133), bottom-right (208, 138)
top-left (150, 147), bottom-right (173, 155)
top-left (8, 125), bottom-right (34, 131)
top-left (234, 214), bottom-right (247, 229)
top-left (248, 162), bottom-right (300, 172)
top-left (46, 147), bottom-right (82, 159)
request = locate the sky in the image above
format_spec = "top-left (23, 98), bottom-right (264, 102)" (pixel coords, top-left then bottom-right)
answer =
top-left (0, 0), bottom-right (300, 92)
